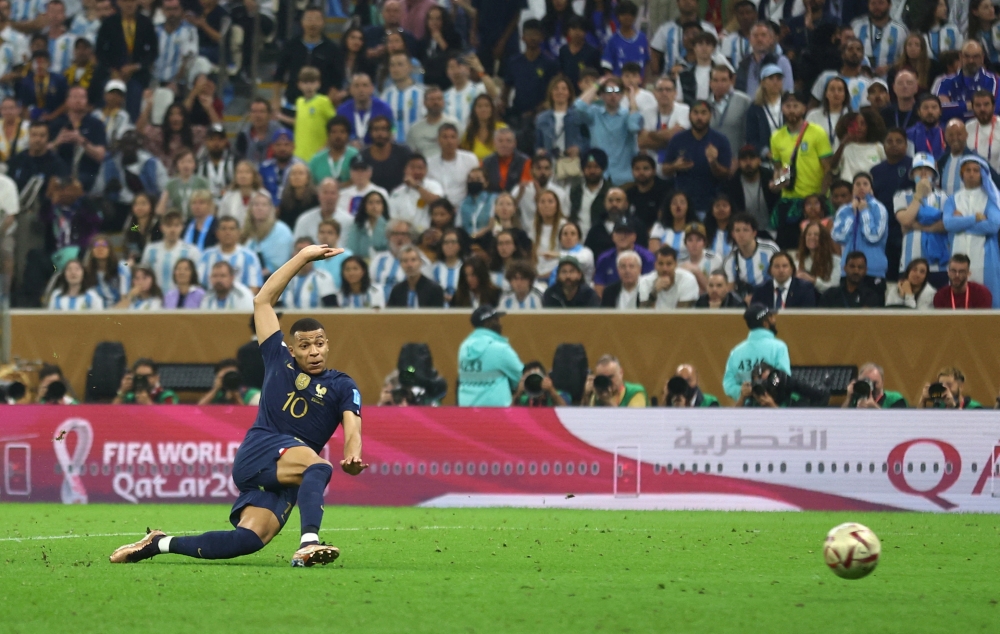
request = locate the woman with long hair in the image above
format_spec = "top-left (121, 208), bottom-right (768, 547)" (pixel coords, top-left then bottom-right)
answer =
top-left (534, 74), bottom-right (587, 159)
top-left (703, 194), bottom-right (735, 257)
top-left (139, 101), bottom-right (204, 168)
top-left (338, 255), bottom-right (385, 308)
top-left (346, 191), bottom-right (390, 258)
top-left (83, 233), bottom-right (129, 305)
top-left (746, 66), bottom-right (785, 158)
top-left (432, 227), bottom-right (468, 304)
top-left (650, 190), bottom-right (695, 255)
top-left (921, 0), bottom-right (962, 60)
top-left (48, 259), bottom-right (104, 310)
top-left (156, 149), bottom-right (210, 218)
top-left (461, 94), bottom-right (508, 161)
top-left (487, 192), bottom-right (523, 235)
top-left (335, 27), bottom-right (377, 103)
top-left (887, 33), bottom-right (941, 94)
top-left (548, 221), bottom-right (595, 284)
top-left (533, 190), bottom-right (566, 280)
top-left (885, 258), bottom-right (935, 309)
top-left (219, 160), bottom-right (268, 227)
top-left (162, 258), bottom-right (205, 308)
top-left (806, 76), bottom-right (851, 148)
top-left (970, 0), bottom-right (1000, 65)
top-left (490, 229), bottom-right (528, 290)
top-left (793, 221), bottom-right (841, 293)
top-left (419, 5), bottom-right (463, 89)
top-left (122, 192), bottom-right (162, 260)
top-left (242, 192), bottom-right (294, 277)
top-left (452, 254), bottom-right (502, 308)
top-left (115, 264), bottom-right (163, 310)
top-left (830, 112), bottom-right (886, 183)
top-left (278, 163), bottom-right (318, 228)
top-left (797, 193), bottom-right (835, 232)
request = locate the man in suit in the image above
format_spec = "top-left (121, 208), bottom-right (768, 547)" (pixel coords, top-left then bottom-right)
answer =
top-left (569, 149), bottom-right (611, 239)
top-left (387, 245), bottom-right (445, 307)
top-left (94, 0), bottom-right (158, 120)
top-left (482, 128), bottom-right (529, 194)
top-left (600, 250), bottom-right (643, 309)
top-left (751, 251), bottom-right (816, 308)
top-left (726, 145), bottom-right (780, 234)
top-left (708, 65), bottom-right (752, 168)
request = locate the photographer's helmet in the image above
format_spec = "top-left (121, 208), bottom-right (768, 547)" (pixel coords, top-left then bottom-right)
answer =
top-left (909, 153), bottom-right (939, 183)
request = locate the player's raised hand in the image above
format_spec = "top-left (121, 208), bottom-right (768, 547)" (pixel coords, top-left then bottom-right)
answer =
top-left (340, 457), bottom-right (369, 476)
top-left (299, 244), bottom-right (344, 262)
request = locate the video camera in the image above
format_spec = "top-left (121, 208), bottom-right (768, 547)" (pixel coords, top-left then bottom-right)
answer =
top-left (751, 362), bottom-right (830, 407)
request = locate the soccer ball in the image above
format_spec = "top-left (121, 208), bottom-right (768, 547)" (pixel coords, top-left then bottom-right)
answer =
top-left (823, 522), bottom-right (881, 580)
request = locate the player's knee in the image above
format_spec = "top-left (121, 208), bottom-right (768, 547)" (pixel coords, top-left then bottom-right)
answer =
top-left (304, 461), bottom-right (334, 483)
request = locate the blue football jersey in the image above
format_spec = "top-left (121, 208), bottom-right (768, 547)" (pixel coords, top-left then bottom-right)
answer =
top-left (252, 331), bottom-right (361, 452)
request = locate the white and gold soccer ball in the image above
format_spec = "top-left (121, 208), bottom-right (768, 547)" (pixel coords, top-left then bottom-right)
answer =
top-left (823, 522), bottom-right (881, 580)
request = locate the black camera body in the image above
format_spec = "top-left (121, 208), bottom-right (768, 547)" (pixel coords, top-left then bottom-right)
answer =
top-left (42, 380), bottom-right (67, 404)
top-left (665, 376), bottom-right (693, 407)
top-left (750, 362), bottom-right (830, 407)
top-left (926, 382), bottom-right (949, 407)
top-left (132, 374), bottom-right (151, 393)
top-left (592, 374), bottom-right (614, 393)
top-left (523, 372), bottom-right (545, 398)
top-left (0, 379), bottom-right (26, 403)
top-left (221, 370), bottom-right (242, 392)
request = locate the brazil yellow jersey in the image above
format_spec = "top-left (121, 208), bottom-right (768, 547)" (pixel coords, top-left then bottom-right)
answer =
top-left (294, 94), bottom-right (336, 161)
top-left (770, 122), bottom-right (832, 199)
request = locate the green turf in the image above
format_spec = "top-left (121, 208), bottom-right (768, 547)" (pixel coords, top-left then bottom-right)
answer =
top-left (0, 504), bottom-right (997, 633)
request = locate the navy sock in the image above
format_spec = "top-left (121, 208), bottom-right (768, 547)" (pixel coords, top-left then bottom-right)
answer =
top-left (168, 527), bottom-right (264, 560)
top-left (298, 463), bottom-right (333, 541)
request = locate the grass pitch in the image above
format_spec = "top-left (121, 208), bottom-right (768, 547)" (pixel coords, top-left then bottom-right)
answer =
top-left (1, 504), bottom-right (997, 634)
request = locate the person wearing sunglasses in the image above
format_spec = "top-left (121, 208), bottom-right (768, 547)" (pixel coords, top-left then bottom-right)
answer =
top-left (574, 75), bottom-right (643, 186)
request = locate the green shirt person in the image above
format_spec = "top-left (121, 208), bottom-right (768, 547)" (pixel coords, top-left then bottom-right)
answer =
top-left (113, 359), bottom-right (180, 405)
top-left (663, 364), bottom-right (720, 407)
top-left (918, 367), bottom-right (984, 409)
top-left (843, 363), bottom-right (909, 409)
top-left (199, 360), bottom-right (261, 406)
top-left (584, 354), bottom-right (648, 407)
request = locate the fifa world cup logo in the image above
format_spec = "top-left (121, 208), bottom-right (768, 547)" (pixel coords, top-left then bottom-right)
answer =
top-left (52, 418), bottom-right (93, 504)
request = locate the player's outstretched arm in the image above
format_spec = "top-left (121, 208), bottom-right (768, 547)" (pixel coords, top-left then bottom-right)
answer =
top-left (340, 411), bottom-right (368, 475)
top-left (253, 245), bottom-right (343, 341)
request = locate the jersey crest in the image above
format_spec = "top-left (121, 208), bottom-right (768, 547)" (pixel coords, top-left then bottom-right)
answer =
top-left (295, 373), bottom-right (311, 391)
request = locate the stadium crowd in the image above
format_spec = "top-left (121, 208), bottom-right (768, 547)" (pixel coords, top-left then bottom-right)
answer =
top-left (0, 0), bottom-right (998, 313)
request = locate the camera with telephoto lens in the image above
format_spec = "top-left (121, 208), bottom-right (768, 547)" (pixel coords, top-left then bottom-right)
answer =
top-left (666, 376), bottom-right (693, 407)
top-left (592, 374), bottom-right (614, 393)
top-left (849, 378), bottom-right (875, 407)
top-left (0, 379), bottom-right (26, 403)
top-left (750, 362), bottom-right (830, 407)
top-left (523, 371), bottom-right (545, 398)
top-left (927, 382), bottom-right (948, 407)
top-left (41, 380), bottom-right (67, 404)
top-left (132, 374), bottom-right (151, 393)
top-left (221, 370), bottom-right (242, 392)
top-left (398, 364), bottom-right (447, 406)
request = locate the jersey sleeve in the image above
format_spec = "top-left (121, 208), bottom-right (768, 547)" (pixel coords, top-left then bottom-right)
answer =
top-left (335, 377), bottom-right (362, 418)
top-left (258, 330), bottom-right (290, 369)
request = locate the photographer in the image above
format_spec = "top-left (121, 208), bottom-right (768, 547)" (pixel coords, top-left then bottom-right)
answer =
top-left (583, 354), bottom-right (648, 407)
top-left (918, 367), bottom-right (985, 409)
top-left (198, 359), bottom-right (260, 406)
top-left (737, 361), bottom-right (830, 408)
top-left (661, 364), bottom-right (719, 407)
top-left (842, 363), bottom-right (908, 409)
top-left (512, 362), bottom-right (569, 407)
top-left (723, 304), bottom-right (791, 404)
top-left (35, 365), bottom-right (77, 404)
top-left (112, 359), bottom-right (180, 405)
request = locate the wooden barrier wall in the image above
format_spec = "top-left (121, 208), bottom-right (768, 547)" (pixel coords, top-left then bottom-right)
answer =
top-left (9, 310), bottom-right (1000, 407)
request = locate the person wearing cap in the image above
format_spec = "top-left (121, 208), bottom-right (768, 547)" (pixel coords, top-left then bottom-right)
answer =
top-left (456, 305), bottom-right (523, 407)
top-left (663, 99), bottom-right (733, 215)
top-left (942, 154), bottom-right (1000, 307)
top-left (722, 303), bottom-right (791, 402)
top-left (574, 75), bottom-right (643, 186)
top-left (935, 40), bottom-right (1000, 124)
top-left (726, 145), bottom-right (780, 232)
top-left (542, 255), bottom-right (600, 307)
top-left (337, 155), bottom-right (390, 218)
top-left (93, 78), bottom-right (134, 148)
top-left (593, 216), bottom-right (655, 296)
top-left (746, 63), bottom-right (785, 158)
top-left (16, 50), bottom-right (68, 119)
top-left (893, 152), bottom-right (951, 287)
top-left (569, 148), bottom-right (612, 238)
top-left (809, 37), bottom-right (871, 112)
top-left (734, 21), bottom-right (793, 98)
top-left (863, 78), bottom-right (890, 111)
top-left (196, 122), bottom-right (235, 199)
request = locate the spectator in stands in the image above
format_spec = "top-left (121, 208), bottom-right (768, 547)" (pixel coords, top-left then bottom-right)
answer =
top-left (746, 64), bottom-right (786, 160)
top-left (427, 124), bottom-right (479, 208)
top-left (750, 251), bottom-right (817, 308)
top-left (363, 0), bottom-right (417, 60)
top-left (584, 186), bottom-right (645, 258)
top-left (569, 149), bottom-right (611, 238)
top-left (200, 216), bottom-right (263, 290)
top-left (363, 115), bottom-right (411, 193)
top-left (534, 75), bottom-right (587, 163)
top-left (96, 129), bottom-right (167, 232)
top-left (708, 65), bottom-right (751, 163)
top-left (871, 128), bottom-right (914, 278)
top-left (736, 21), bottom-right (794, 97)
top-left (667, 364), bottom-right (720, 407)
top-left (935, 40), bottom-right (998, 123)
top-left (481, 128), bottom-right (526, 195)
top-left (388, 153), bottom-right (444, 231)
top-left (830, 112), bottom-right (886, 184)
top-left (408, 87), bottom-right (459, 158)
top-left (189, 0), bottom-right (224, 66)
top-left (337, 73), bottom-right (394, 146)
top-left (648, 0), bottom-right (715, 77)
top-left (338, 155), bottom-right (390, 217)
top-left (121, 192), bottom-right (161, 260)
top-left (512, 361), bottom-right (568, 406)
top-left (313, 220), bottom-right (352, 288)
top-left (461, 94), bottom-right (508, 162)
top-left (499, 260), bottom-right (544, 310)
top-left (274, 6), bottom-right (343, 112)
top-left (806, 76), bottom-right (851, 150)
top-left (885, 258), bottom-right (936, 309)
top-left (843, 362), bottom-right (909, 408)
top-left (504, 19), bottom-right (558, 122)
top-left (162, 257), bottom-right (205, 309)
top-left (527, 189), bottom-right (564, 281)
top-left (457, 168), bottom-right (495, 237)
top-left (933, 253), bottom-right (994, 308)
top-left (243, 192), bottom-right (293, 278)
top-left (82, 234), bottom-right (128, 306)
top-left (943, 154), bottom-right (1000, 306)
top-left (140, 103), bottom-right (202, 171)
top-left (832, 172), bottom-right (889, 281)
top-left (141, 210), bottom-right (200, 293)
top-left (308, 117), bottom-right (358, 186)
top-left (235, 99), bottom-right (283, 168)
top-left (893, 152), bottom-right (949, 287)
top-left (649, 190), bottom-right (696, 256)
top-left (115, 263), bottom-right (163, 310)
top-left (380, 52), bottom-right (425, 145)
top-left (0, 97), bottom-right (29, 166)
top-left (293, 178), bottom-right (340, 241)
top-left (40, 177), bottom-right (101, 265)
top-left (722, 213), bottom-right (780, 296)
top-left (852, 0), bottom-right (907, 74)
top-left (338, 255), bottom-right (386, 309)
top-left (431, 226), bottom-right (465, 304)
top-left (600, 250), bottom-right (644, 309)
top-left (47, 258), bottom-right (104, 310)
top-left (441, 54), bottom-right (494, 132)
top-left (180, 189), bottom-right (217, 252)
top-left (157, 150), bottom-right (210, 218)
top-left (723, 304), bottom-right (791, 402)
top-left (276, 238), bottom-right (338, 309)
top-left (113, 358), bottom-right (179, 405)
top-left (583, 354), bottom-right (647, 407)
top-left (371, 218), bottom-right (419, 290)
top-left (593, 217), bottom-right (655, 296)
top-left (678, 222), bottom-right (724, 291)
top-left (919, 366), bottom-right (984, 409)
top-left (17, 51), bottom-right (67, 121)
top-left (153, 0), bottom-right (198, 90)
top-left (677, 32), bottom-right (720, 104)
top-left (201, 260), bottom-right (254, 310)
top-left (542, 255), bottom-right (600, 307)
top-left (388, 244), bottom-right (444, 307)
top-left (226, 0), bottom-right (276, 81)
top-left (346, 190), bottom-right (391, 259)
top-left (636, 245), bottom-right (699, 309)
top-left (218, 160), bottom-right (268, 228)
top-left (695, 270), bottom-right (745, 308)
top-left (48, 85), bottom-right (106, 193)
top-left (452, 254), bottom-right (501, 308)
top-left (663, 100), bottom-right (732, 215)
top-left (198, 358), bottom-right (260, 406)
top-left (196, 124), bottom-right (234, 199)
top-left (549, 221), bottom-right (595, 284)
top-left (8, 120), bottom-right (68, 193)
top-left (864, 78), bottom-right (891, 111)
top-left (883, 69), bottom-right (919, 131)
top-left (277, 164), bottom-right (318, 229)
top-left (966, 90), bottom-right (1000, 173)
top-left (513, 151), bottom-right (569, 230)
top-left (727, 145), bottom-right (779, 234)
top-left (556, 16), bottom-right (600, 86)
top-left (575, 75), bottom-right (643, 186)
top-left (625, 154), bottom-right (671, 233)
top-left (638, 76), bottom-right (689, 175)
top-left (907, 94), bottom-right (947, 160)
top-left (820, 250), bottom-right (885, 307)
top-left (259, 129), bottom-right (304, 205)
top-left (417, 5), bottom-right (461, 88)
top-left (793, 221), bottom-right (842, 294)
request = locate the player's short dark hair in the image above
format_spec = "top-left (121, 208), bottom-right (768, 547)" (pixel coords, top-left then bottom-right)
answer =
top-left (290, 318), bottom-right (326, 336)
top-left (327, 115), bottom-right (350, 134)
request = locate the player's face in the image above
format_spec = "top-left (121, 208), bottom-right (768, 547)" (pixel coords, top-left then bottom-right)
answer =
top-left (291, 329), bottom-right (329, 374)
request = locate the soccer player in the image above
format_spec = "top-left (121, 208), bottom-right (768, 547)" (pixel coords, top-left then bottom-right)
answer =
top-left (110, 243), bottom-right (368, 567)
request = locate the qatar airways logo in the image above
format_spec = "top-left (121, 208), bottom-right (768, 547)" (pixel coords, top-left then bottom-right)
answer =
top-left (887, 439), bottom-right (1000, 509)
